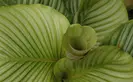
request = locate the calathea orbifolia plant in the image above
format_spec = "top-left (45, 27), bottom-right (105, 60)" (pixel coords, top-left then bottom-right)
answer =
top-left (0, 0), bottom-right (132, 82)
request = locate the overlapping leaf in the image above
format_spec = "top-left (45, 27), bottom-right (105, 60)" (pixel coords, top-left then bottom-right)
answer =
top-left (0, 0), bottom-right (68, 18)
top-left (0, 4), bottom-right (69, 81)
top-left (54, 46), bottom-right (133, 82)
top-left (0, 1), bottom-right (131, 82)
top-left (110, 20), bottom-right (133, 56)
top-left (47, 0), bottom-right (128, 44)
top-left (0, 0), bottom-right (40, 5)
top-left (79, 0), bottom-right (128, 43)
top-left (0, 0), bottom-right (129, 44)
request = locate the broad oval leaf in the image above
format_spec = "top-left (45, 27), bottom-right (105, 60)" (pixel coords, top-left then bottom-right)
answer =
top-left (0, 4), bottom-right (69, 81)
top-left (54, 46), bottom-right (133, 82)
top-left (110, 20), bottom-right (133, 56)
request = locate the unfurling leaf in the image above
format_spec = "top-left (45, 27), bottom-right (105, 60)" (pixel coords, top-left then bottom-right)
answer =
top-left (63, 24), bottom-right (97, 60)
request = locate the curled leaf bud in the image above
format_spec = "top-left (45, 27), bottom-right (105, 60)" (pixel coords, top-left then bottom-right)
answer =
top-left (63, 24), bottom-right (97, 60)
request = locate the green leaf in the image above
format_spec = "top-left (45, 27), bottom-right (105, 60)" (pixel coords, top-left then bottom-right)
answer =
top-left (0, 0), bottom-right (40, 5)
top-left (63, 0), bottom-right (99, 23)
top-left (78, 0), bottom-right (128, 44)
top-left (110, 20), bottom-right (133, 56)
top-left (0, 0), bottom-right (68, 17)
top-left (0, 4), bottom-right (69, 81)
top-left (54, 46), bottom-right (133, 82)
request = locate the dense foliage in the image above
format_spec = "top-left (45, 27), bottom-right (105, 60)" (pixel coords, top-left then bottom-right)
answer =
top-left (0, 0), bottom-right (132, 82)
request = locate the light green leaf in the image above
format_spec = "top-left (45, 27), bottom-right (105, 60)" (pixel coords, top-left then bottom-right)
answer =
top-left (79, 0), bottom-right (128, 44)
top-left (0, 4), bottom-right (70, 81)
top-left (54, 46), bottom-right (133, 82)
top-left (0, 0), bottom-right (68, 18)
top-left (0, 0), bottom-right (40, 5)
top-left (110, 20), bottom-right (133, 56)
top-left (63, 24), bottom-right (97, 60)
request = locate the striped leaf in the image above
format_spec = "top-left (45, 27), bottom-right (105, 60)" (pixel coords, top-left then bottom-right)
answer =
top-left (110, 20), bottom-right (133, 56)
top-left (53, 0), bottom-right (128, 44)
top-left (0, 0), bottom-right (129, 44)
top-left (0, 4), bottom-right (69, 81)
top-left (79, 0), bottom-right (128, 43)
top-left (0, 0), bottom-right (40, 5)
top-left (0, 0), bottom-right (68, 18)
top-left (54, 46), bottom-right (133, 82)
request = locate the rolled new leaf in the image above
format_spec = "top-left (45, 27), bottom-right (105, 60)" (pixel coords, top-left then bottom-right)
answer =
top-left (54, 46), bottom-right (133, 82)
top-left (110, 20), bottom-right (133, 56)
top-left (0, 4), bottom-right (70, 81)
top-left (63, 24), bottom-right (97, 60)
